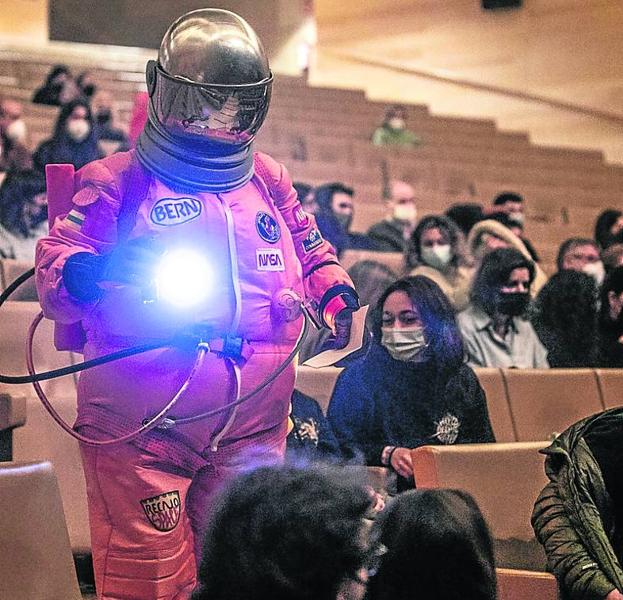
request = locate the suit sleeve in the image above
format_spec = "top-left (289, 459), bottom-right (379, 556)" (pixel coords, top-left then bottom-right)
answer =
top-left (254, 153), bottom-right (354, 309)
top-left (35, 161), bottom-right (122, 324)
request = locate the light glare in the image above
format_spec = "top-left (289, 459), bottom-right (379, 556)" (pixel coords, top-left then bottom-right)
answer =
top-left (156, 249), bottom-right (214, 307)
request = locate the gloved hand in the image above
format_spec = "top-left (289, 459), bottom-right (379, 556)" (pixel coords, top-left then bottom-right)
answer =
top-left (63, 236), bottom-right (163, 302)
top-left (319, 285), bottom-right (359, 350)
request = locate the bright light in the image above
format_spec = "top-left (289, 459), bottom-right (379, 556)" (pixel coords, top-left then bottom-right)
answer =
top-left (155, 249), bottom-right (214, 308)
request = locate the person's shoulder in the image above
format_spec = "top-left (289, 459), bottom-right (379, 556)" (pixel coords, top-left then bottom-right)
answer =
top-left (456, 305), bottom-right (478, 327)
top-left (75, 149), bottom-right (136, 186)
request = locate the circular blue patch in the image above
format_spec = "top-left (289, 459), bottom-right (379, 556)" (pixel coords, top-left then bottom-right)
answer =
top-left (255, 211), bottom-right (281, 244)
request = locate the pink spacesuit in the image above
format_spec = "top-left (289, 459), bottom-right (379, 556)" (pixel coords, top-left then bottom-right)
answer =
top-left (35, 9), bottom-right (357, 600)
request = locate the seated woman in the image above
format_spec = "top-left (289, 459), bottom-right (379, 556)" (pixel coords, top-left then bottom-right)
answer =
top-left (599, 266), bottom-right (623, 368)
top-left (367, 489), bottom-right (497, 600)
top-left (33, 99), bottom-right (102, 173)
top-left (405, 215), bottom-right (474, 311)
top-left (327, 276), bottom-right (495, 491)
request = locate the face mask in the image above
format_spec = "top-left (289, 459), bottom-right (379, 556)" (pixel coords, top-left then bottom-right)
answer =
top-left (496, 291), bottom-right (530, 317)
top-left (335, 212), bottom-right (352, 231)
top-left (421, 244), bottom-right (452, 270)
top-left (508, 211), bottom-right (525, 225)
top-left (582, 261), bottom-right (605, 286)
top-left (66, 119), bottom-right (90, 142)
top-left (82, 84), bottom-right (96, 97)
top-left (381, 326), bottom-right (428, 363)
top-left (388, 118), bottom-right (405, 130)
top-left (5, 119), bottom-right (27, 143)
top-left (96, 110), bottom-right (112, 125)
top-left (394, 203), bottom-right (417, 225)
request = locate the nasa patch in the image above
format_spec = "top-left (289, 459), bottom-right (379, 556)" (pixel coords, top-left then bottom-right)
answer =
top-left (150, 197), bottom-right (202, 226)
top-left (256, 248), bottom-right (285, 271)
top-left (302, 228), bottom-right (323, 253)
top-left (256, 211), bottom-right (281, 243)
top-left (140, 490), bottom-right (181, 532)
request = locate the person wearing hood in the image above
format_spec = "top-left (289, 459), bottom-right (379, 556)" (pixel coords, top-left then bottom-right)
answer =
top-left (372, 105), bottom-right (423, 148)
top-left (367, 180), bottom-right (418, 252)
top-left (32, 64), bottom-right (80, 107)
top-left (467, 217), bottom-right (548, 296)
top-left (0, 97), bottom-right (32, 173)
top-left (532, 407), bottom-right (623, 600)
top-left (598, 266), bottom-right (623, 368)
top-left (328, 276), bottom-right (495, 492)
top-left (457, 247), bottom-right (549, 369)
top-left (314, 182), bottom-right (378, 255)
top-left (405, 214), bottom-right (474, 311)
top-left (33, 98), bottom-right (102, 173)
top-left (91, 90), bottom-right (130, 154)
top-left (595, 209), bottom-right (623, 251)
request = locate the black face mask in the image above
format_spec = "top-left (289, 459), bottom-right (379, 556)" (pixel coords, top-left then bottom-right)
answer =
top-left (496, 291), bottom-right (530, 316)
top-left (83, 84), bottom-right (96, 97)
top-left (96, 110), bottom-right (112, 125)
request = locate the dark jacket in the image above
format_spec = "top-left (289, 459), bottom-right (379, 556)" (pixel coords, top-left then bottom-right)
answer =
top-left (367, 218), bottom-right (408, 253)
top-left (327, 343), bottom-right (495, 488)
top-left (33, 132), bottom-right (102, 173)
top-left (599, 316), bottom-right (623, 368)
top-left (532, 408), bottom-right (623, 600)
top-left (0, 134), bottom-right (32, 172)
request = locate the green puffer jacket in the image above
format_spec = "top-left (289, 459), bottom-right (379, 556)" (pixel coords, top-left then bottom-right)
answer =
top-left (532, 408), bottom-right (623, 600)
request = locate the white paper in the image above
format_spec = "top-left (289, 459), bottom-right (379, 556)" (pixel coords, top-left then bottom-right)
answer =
top-left (302, 305), bottom-right (368, 368)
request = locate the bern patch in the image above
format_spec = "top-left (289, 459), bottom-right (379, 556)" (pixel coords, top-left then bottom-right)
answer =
top-left (256, 248), bottom-right (285, 271)
top-left (434, 413), bottom-right (460, 445)
top-left (302, 228), bottom-right (323, 253)
top-left (256, 211), bottom-right (281, 243)
top-left (140, 491), bottom-right (181, 532)
top-left (150, 197), bottom-right (202, 226)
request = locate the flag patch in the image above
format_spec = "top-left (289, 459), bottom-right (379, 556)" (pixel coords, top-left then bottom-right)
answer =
top-left (65, 209), bottom-right (85, 230)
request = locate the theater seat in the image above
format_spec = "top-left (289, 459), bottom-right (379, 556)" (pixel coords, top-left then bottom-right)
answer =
top-left (474, 367), bottom-right (516, 442)
top-left (496, 568), bottom-right (558, 600)
top-left (295, 365), bottom-right (343, 414)
top-left (0, 392), bottom-right (27, 461)
top-left (595, 369), bottom-right (623, 409)
top-left (0, 259), bottom-right (37, 301)
top-left (0, 461), bottom-right (82, 600)
top-left (338, 250), bottom-right (404, 274)
top-left (412, 442), bottom-right (550, 572)
top-left (502, 369), bottom-right (605, 442)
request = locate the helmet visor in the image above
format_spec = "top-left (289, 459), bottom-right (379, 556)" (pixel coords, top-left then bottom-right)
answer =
top-left (151, 63), bottom-right (272, 146)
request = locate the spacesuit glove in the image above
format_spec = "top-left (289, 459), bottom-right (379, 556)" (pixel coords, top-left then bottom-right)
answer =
top-left (62, 252), bottom-right (107, 302)
top-left (319, 285), bottom-right (359, 350)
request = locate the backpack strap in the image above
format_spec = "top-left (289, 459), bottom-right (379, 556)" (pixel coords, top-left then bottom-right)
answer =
top-left (116, 154), bottom-right (152, 242)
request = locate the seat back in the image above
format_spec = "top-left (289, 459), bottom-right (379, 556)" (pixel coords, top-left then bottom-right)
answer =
top-left (0, 259), bottom-right (37, 301)
top-left (595, 369), bottom-right (623, 409)
top-left (295, 366), bottom-right (343, 414)
top-left (503, 369), bottom-right (605, 441)
top-left (0, 461), bottom-right (82, 600)
top-left (496, 568), bottom-right (558, 600)
top-left (474, 367), bottom-right (516, 442)
top-left (412, 442), bottom-right (549, 571)
top-left (339, 250), bottom-right (404, 274)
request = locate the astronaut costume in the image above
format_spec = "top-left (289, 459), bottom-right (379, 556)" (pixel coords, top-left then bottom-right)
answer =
top-left (35, 10), bottom-right (358, 599)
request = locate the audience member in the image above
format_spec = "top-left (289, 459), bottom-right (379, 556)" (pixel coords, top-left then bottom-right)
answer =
top-left (0, 170), bottom-right (47, 260)
top-left (314, 182), bottom-right (378, 255)
top-left (0, 97), bottom-right (32, 173)
top-left (286, 390), bottom-right (342, 464)
top-left (467, 218), bottom-right (548, 295)
top-left (458, 248), bottom-right (549, 368)
top-left (531, 270), bottom-right (599, 367)
top-left (598, 266), bottom-right (623, 368)
top-left (489, 208), bottom-right (539, 262)
top-left (293, 181), bottom-right (317, 214)
top-left (191, 465), bottom-right (373, 600)
top-left (367, 180), bottom-right (417, 252)
top-left (595, 209), bottom-right (623, 251)
top-left (371, 105), bottom-right (422, 148)
top-left (33, 99), bottom-right (102, 173)
top-left (492, 191), bottom-right (525, 225)
top-left (76, 70), bottom-right (98, 101)
top-left (603, 244), bottom-right (623, 274)
top-left (367, 489), bottom-right (497, 600)
top-left (328, 276), bottom-right (494, 491)
top-left (532, 408), bottom-right (623, 600)
top-left (91, 90), bottom-right (130, 152)
top-left (557, 237), bottom-right (605, 285)
top-left (446, 202), bottom-right (485, 237)
top-left (299, 259), bottom-right (396, 361)
top-left (32, 64), bottom-right (79, 106)
top-left (405, 215), bottom-right (474, 311)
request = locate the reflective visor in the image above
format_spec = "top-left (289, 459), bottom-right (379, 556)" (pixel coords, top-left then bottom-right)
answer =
top-left (151, 63), bottom-right (272, 145)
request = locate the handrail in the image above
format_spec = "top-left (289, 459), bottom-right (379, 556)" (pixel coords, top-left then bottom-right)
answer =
top-left (326, 51), bottom-right (623, 127)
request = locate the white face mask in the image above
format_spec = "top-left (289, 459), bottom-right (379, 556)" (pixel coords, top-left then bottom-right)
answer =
top-left (5, 119), bottom-right (27, 143)
top-left (582, 261), bottom-right (605, 286)
top-left (381, 326), bottom-right (428, 363)
top-left (394, 203), bottom-right (417, 225)
top-left (388, 118), bottom-right (405, 131)
top-left (420, 244), bottom-right (452, 270)
top-left (508, 211), bottom-right (525, 225)
top-left (66, 119), bottom-right (90, 142)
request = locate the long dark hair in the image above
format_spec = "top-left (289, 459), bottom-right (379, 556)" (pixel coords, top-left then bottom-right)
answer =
top-left (367, 489), bottom-right (497, 600)
top-left (470, 248), bottom-right (535, 317)
top-left (595, 209), bottom-right (622, 250)
top-left (0, 170), bottom-right (46, 237)
top-left (372, 276), bottom-right (464, 372)
top-left (405, 214), bottom-right (466, 271)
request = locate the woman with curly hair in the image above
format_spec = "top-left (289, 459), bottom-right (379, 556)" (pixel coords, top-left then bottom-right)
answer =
top-left (405, 215), bottom-right (474, 311)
